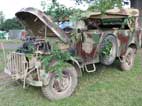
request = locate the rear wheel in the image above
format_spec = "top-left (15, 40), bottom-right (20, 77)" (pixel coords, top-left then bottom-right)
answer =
top-left (100, 35), bottom-right (117, 65)
top-left (121, 47), bottom-right (136, 71)
top-left (41, 66), bottom-right (78, 100)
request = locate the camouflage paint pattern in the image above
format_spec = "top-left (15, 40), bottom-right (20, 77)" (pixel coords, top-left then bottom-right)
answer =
top-left (16, 7), bottom-right (142, 64)
top-left (4, 7), bottom-right (142, 88)
top-left (73, 8), bottom-right (141, 63)
top-left (75, 28), bottom-right (141, 63)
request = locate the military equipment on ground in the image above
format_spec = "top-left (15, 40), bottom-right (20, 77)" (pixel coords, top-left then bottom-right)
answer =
top-left (4, 7), bottom-right (142, 100)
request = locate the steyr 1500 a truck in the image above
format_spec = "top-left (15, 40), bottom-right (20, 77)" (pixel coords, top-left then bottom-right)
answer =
top-left (4, 7), bottom-right (142, 100)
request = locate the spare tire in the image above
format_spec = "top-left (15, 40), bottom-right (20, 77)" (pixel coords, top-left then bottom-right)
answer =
top-left (100, 35), bottom-right (117, 65)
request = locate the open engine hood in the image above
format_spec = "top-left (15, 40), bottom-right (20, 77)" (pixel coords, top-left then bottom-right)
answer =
top-left (15, 7), bottom-right (70, 43)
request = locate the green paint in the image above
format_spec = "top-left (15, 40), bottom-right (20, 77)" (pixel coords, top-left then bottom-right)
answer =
top-left (93, 33), bottom-right (100, 44)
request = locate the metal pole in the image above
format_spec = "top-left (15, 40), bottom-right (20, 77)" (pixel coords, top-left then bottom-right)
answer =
top-left (1, 43), bottom-right (6, 66)
top-left (45, 26), bottom-right (47, 41)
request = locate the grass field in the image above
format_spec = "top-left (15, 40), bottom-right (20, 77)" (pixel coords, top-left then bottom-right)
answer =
top-left (0, 48), bottom-right (142, 106)
top-left (0, 39), bottom-right (22, 44)
top-left (0, 49), bottom-right (14, 71)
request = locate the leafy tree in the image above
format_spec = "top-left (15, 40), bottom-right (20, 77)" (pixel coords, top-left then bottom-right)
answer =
top-left (41, 0), bottom-right (74, 22)
top-left (74, 0), bottom-right (93, 4)
top-left (88, 0), bottom-right (122, 12)
top-left (41, 0), bottom-right (123, 22)
top-left (73, 0), bottom-right (123, 12)
top-left (0, 18), bottom-right (23, 31)
top-left (0, 11), bottom-right (4, 24)
top-left (0, 11), bottom-right (5, 30)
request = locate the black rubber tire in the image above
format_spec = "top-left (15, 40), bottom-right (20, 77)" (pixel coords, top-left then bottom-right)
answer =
top-left (100, 35), bottom-right (117, 65)
top-left (121, 47), bottom-right (136, 71)
top-left (41, 66), bottom-right (78, 100)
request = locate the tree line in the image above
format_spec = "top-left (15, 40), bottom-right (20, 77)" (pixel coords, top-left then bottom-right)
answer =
top-left (0, 0), bottom-right (122, 31)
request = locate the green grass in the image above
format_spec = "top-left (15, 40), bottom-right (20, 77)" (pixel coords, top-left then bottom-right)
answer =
top-left (0, 52), bottom-right (4, 71)
top-left (0, 50), bottom-right (13, 72)
top-left (0, 50), bottom-right (141, 106)
top-left (0, 39), bottom-right (22, 44)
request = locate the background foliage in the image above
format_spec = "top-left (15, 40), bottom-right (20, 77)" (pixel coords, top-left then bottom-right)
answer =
top-left (73, 0), bottom-right (122, 12)
top-left (39, 45), bottom-right (71, 75)
top-left (87, 0), bottom-right (123, 13)
top-left (0, 18), bottom-right (23, 31)
top-left (0, 11), bottom-right (4, 25)
top-left (41, 0), bottom-right (123, 22)
top-left (41, 0), bottom-right (75, 21)
top-left (0, 0), bottom-right (123, 31)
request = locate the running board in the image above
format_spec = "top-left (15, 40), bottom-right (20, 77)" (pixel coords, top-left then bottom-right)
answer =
top-left (84, 64), bottom-right (96, 73)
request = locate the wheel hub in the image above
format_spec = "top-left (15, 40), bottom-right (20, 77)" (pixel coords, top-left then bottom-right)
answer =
top-left (53, 73), bottom-right (71, 93)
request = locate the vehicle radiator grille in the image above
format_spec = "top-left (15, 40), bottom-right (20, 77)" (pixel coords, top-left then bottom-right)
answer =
top-left (6, 52), bottom-right (28, 80)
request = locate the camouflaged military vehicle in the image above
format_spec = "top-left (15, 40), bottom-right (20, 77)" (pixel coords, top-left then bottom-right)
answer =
top-left (4, 7), bottom-right (142, 100)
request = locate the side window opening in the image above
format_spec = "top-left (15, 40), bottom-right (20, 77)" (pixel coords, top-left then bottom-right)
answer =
top-left (85, 18), bottom-right (130, 30)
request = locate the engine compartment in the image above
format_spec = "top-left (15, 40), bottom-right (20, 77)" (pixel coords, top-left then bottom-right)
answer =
top-left (17, 37), bottom-right (51, 54)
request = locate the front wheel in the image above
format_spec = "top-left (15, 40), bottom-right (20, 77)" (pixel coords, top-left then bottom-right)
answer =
top-left (41, 66), bottom-right (78, 100)
top-left (121, 47), bottom-right (136, 71)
